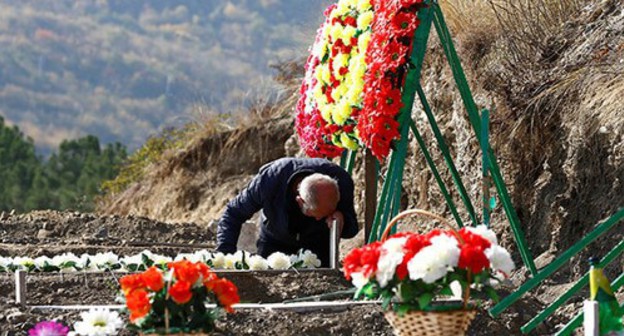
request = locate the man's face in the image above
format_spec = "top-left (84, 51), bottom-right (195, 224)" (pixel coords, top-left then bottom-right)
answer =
top-left (296, 186), bottom-right (339, 221)
top-left (302, 197), bottom-right (337, 221)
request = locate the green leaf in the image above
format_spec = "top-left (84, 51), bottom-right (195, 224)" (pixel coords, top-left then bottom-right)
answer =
top-left (484, 286), bottom-right (500, 303)
top-left (142, 253), bottom-right (154, 267)
top-left (417, 292), bottom-right (434, 310)
top-left (440, 285), bottom-right (454, 296)
top-left (381, 294), bottom-right (393, 310)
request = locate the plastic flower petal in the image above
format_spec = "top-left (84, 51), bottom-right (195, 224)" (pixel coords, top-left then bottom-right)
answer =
top-left (267, 252), bottom-right (292, 270)
top-left (248, 255), bottom-right (269, 270)
top-left (28, 321), bottom-right (69, 336)
top-left (73, 308), bottom-right (123, 336)
top-left (485, 245), bottom-right (515, 275)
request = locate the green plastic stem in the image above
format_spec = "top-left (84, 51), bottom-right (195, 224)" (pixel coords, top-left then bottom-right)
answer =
top-left (481, 109), bottom-right (491, 227)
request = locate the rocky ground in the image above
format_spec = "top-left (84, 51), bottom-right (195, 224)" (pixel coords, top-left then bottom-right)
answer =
top-left (0, 211), bottom-right (551, 335)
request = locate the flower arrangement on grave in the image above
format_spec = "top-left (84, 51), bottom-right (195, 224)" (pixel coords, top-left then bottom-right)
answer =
top-left (343, 209), bottom-right (514, 335)
top-left (119, 260), bottom-right (240, 334)
top-left (0, 249), bottom-right (321, 273)
top-left (27, 310), bottom-right (124, 336)
top-left (295, 0), bottom-right (427, 160)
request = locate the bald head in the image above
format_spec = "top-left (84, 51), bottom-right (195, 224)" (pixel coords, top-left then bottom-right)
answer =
top-left (296, 173), bottom-right (340, 220)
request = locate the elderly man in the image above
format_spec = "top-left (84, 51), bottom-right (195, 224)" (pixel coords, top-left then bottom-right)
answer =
top-left (216, 157), bottom-right (358, 267)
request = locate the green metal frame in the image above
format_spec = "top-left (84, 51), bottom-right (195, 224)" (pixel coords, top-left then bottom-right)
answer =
top-left (366, 0), bottom-right (537, 278)
top-left (336, 4), bottom-right (622, 334)
top-left (488, 208), bottom-right (623, 334)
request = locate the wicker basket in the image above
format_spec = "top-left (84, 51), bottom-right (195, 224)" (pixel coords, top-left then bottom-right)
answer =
top-left (380, 209), bottom-right (478, 336)
top-left (384, 309), bottom-right (477, 336)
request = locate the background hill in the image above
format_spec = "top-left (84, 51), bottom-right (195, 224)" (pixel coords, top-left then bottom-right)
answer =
top-left (0, 0), bottom-right (332, 154)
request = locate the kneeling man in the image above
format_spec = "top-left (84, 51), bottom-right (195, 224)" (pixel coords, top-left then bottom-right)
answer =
top-left (216, 157), bottom-right (359, 266)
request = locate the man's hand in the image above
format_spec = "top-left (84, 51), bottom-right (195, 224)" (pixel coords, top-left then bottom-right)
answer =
top-left (326, 210), bottom-right (344, 235)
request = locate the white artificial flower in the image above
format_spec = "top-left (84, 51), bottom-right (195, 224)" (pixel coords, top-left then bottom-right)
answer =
top-left (449, 280), bottom-right (464, 299)
top-left (0, 256), bottom-right (12, 270)
top-left (91, 252), bottom-right (119, 270)
top-left (298, 250), bottom-right (321, 269)
top-left (73, 308), bottom-right (124, 336)
top-left (13, 256), bottom-right (35, 270)
top-left (466, 225), bottom-right (498, 245)
top-left (375, 237), bottom-right (408, 288)
top-left (234, 250), bottom-right (251, 268)
top-left (34, 256), bottom-right (53, 270)
top-left (79, 254), bottom-right (98, 271)
top-left (223, 253), bottom-right (238, 269)
top-left (120, 254), bottom-right (144, 268)
top-left (174, 252), bottom-right (201, 263)
top-left (150, 253), bottom-right (172, 266)
top-left (408, 234), bottom-right (460, 284)
top-left (51, 253), bottom-right (81, 272)
top-left (210, 252), bottom-right (225, 269)
top-left (247, 255), bottom-right (269, 271)
top-left (485, 245), bottom-right (515, 275)
top-left (351, 271), bottom-right (369, 289)
top-left (193, 249), bottom-right (211, 263)
top-left (267, 252), bottom-right (292, 270)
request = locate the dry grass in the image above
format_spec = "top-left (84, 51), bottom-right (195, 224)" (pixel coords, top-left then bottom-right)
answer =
top-left (441, 0), bottom-right (587, 61)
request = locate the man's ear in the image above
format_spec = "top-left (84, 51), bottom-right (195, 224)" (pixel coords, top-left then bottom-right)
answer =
top-left (295, 195), bottom-right (304, 208)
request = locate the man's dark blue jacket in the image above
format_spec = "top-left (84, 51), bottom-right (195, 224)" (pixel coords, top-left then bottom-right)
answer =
top-left (216, 157), bottom-right (359, 266)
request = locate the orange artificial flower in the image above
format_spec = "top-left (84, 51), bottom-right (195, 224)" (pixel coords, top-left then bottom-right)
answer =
top-left (168, 260), bottom-right (200, 285)
top-left (196, 261), bottom-right (213, 280)
top-left (142, 266), bottom-right (164, 292)
top-left (120, 273), bottom-right (146, 295)
top-left (206, 278), bottom-right (240, 313)
top-left (126, 288), bottom-right (151, 322)
top-left (169, 280), bottom-right (193, 304)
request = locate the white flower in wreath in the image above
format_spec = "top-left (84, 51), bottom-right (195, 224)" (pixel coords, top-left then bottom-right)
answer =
top-left (223, 253), bottom-right (238, 269)
top-left (0, 256), bottom-right (13, 271)
top-left (33, 256), bottom-right (53, 271)
top-left (91, 252), bottom-right (119, 270)
top-left (408, 234), bottom-right (460, 284)
top-left (52, 253), bottom-right (81, 272)
top-left (174, 252), bottom-right (196, 262)
top-left (209, 252), bottom-right (225, 269)
top-left (73, 308), bottom-right (124, 336)
top-left (485, 245), bottom-right (515, 275)
top-left (267, 252), bottom-right (292, 270)
top-left (298, 250), bottom-right (322, 268)
top-left (376, 237), bottom-right (408, 288)
top-left (351, 271), bottom-right (370, 289)
top-left (13, 256), bottom-right (35, 271)
top-left (193, 249), bottom-right (212, 263)
top-left (150, 253), bottom-right (172, 267)
top-left (248, 255), bottom-right (269, 271)
top-left (80, 254), bottom-right (98, 271)
top-left (466, 225), bottom-right (498, 245)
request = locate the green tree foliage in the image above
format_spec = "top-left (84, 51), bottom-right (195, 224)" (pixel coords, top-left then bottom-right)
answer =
top-left (0, 116), bottom-right (127, 212)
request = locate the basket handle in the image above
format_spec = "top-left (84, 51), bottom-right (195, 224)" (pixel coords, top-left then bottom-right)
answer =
top-left (381, 209), bottom-right (471, 309)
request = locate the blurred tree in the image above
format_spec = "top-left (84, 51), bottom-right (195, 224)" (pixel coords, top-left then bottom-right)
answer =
top-left (0, 117), bottom-right (127, 212)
